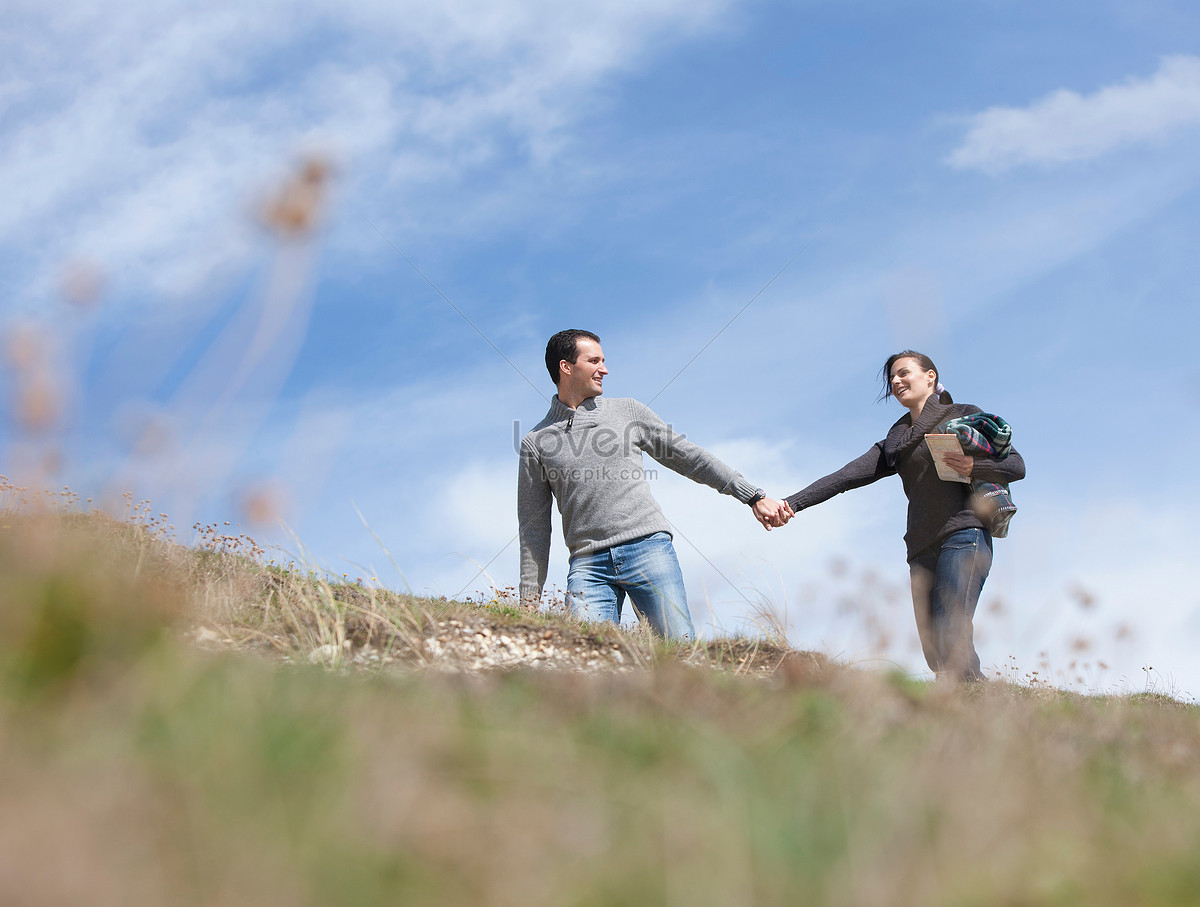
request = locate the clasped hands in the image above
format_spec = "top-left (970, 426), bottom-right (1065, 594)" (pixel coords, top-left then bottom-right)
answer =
top-left (752, 497), bottom-right (794, 531)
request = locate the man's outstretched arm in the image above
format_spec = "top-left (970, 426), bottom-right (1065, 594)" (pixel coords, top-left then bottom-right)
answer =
top-left (633, 400), bottom-right (791, 525)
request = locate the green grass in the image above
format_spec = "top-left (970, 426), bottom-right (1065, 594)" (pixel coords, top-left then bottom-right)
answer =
top-left (2, 508), bottom-right (1200, 905)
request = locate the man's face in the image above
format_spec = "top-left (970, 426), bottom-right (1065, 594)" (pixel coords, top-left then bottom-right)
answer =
top-left (561, 338), bottom-right (607, 400)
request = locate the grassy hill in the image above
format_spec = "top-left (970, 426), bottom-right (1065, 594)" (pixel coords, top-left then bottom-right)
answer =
top-left (2, 505), bottom-right (1199, 906)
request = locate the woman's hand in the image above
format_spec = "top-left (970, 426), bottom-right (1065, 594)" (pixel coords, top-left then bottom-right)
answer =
top-left (753, 498), bottom-right (794, 530)
top-left (942, 452), bottom-right (974, 478)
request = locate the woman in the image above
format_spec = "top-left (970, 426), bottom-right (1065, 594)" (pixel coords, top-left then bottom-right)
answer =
top-left (781, 351), bottom-right (1025, 681)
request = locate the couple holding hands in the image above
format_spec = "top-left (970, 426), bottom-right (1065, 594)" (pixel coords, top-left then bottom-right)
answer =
top-left (518, 330), bottom-right (1024, 682)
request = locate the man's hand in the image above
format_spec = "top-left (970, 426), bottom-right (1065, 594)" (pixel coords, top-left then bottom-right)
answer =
top-left (942, 452), bottom-right (975, 478)
top-left (753, 497), bottom-right (793, 530)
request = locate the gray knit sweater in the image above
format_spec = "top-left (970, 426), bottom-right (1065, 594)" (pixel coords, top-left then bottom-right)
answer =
top-left (517, 394), bottom-right (759, 601)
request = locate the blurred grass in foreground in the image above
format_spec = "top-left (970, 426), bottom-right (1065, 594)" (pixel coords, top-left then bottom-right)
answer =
top-left (2, 506), bottom-right (1200, 906)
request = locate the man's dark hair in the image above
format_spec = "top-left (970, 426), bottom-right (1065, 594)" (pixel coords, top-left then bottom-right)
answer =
top-left (545, 329), bottom-right (601, 385)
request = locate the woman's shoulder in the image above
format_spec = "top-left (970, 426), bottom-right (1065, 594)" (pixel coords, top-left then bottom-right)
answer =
top-left (948, 402), bottom-right (984, 417)
top-left (921, 400), bottom-right (983, 432)
top-left (884, 401), bottom-right (984, 440)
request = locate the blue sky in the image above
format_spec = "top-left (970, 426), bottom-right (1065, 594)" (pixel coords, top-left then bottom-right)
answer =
top-left (3, 0), bottom-right (1199, 693)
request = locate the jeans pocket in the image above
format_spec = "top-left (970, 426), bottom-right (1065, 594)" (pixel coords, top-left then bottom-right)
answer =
top-left (943, 530), bottom-right (980, 551)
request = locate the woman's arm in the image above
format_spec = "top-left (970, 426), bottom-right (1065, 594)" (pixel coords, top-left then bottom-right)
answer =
top-left (972, 447), bottom-right (1026, 484)
top-left (784, 442), bottom-right (893, 513)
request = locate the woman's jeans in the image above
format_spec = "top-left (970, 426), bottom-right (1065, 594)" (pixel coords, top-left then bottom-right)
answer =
top-left (566, 531), bottom-right (695, 639)
top-left (908, 527), bottom-right (993, 681)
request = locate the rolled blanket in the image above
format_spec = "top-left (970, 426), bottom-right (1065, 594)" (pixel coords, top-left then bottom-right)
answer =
top-left (942, 412), bottom-right (1018, 538)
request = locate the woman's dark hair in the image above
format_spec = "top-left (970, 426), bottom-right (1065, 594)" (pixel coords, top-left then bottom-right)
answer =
top-left (545, 329), bottom-right (601, 385)
top-left (878, 350), bottom-right (952, 403)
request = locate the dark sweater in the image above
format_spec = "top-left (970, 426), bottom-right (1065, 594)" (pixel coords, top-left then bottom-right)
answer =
top-left (784, 398), bottom-right (1026, 561)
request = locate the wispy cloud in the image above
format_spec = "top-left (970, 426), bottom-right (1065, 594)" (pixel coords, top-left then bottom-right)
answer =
top-left (0, 0), bottom-right (735, 309)
top-left (948, 55), bottom-right (1200, 173)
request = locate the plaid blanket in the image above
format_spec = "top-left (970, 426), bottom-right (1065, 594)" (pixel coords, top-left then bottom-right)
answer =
top-left (941, 412), bottom-right (1018, 538)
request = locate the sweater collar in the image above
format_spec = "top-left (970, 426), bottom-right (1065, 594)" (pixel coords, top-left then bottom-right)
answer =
top-left (911, 396), bottom-right (951, 431)
top-left (884, 397), bottom-right (953, 467)
top-left (548, 394), bottom-right (599, 423)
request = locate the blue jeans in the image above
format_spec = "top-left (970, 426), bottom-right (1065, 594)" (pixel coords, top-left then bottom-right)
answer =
top-left (908, 528), bottom-right (993, 681)
top-left (566, 531), bottom-right (695, 638)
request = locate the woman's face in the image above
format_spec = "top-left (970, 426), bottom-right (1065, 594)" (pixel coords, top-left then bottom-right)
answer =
top-left (889, 357), bottom-right (937, 409)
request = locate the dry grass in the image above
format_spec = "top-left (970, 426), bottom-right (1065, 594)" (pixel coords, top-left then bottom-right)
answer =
top-left (3, 501), bottom-right (1200, 906)
top-left (177, 512), bottom-right (822, 679)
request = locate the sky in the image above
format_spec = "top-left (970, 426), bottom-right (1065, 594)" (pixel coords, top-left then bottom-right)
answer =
top-left (3, 0), bottom-right (1199, 695)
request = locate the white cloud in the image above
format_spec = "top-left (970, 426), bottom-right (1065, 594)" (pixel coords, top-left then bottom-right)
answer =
top-left (949, 55), bottom-right (1200, 173)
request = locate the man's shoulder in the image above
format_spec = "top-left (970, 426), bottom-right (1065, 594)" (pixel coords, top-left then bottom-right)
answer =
top-left (520, 409), bottom-right (560, 447)
top-left (522, 419), bottom-right (554, 444)
top-left (519, 397), bottom-right (652, 442)
top-left (570, 395), bottom-right (648, 421)
top-left (603, 396), bottom-right (654, 416)
top-left (598, 397), bottom-right (668, 430)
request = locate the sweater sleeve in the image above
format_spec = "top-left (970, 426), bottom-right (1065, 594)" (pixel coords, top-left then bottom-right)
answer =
top-left (972, 447), bottom-right (1026, 484)
top-left (784, 442), bottom-right (893, 513)
top-left (629, 400), bottom-right (759, 504)
top-left (517, 437), bottom-right (553, 603)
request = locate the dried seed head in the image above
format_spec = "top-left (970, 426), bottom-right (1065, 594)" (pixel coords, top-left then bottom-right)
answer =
top-left (58, 260), bottom-right (106, 308)
top-left (1068, 584), bottom-right (1097, 610)
top-left (259, 153), bottom-right (335, 237)
top-left (3, 322), bottom-right (44, 372)
top-left (40, 448), bottom-right (63, 476)
top-left (239, 481), bottom-right (288, 527)
top-left (17, 376), bottom-right (61, 432)
top-left (133, 416), bottom-right (174, 458)
top-left (117, 405), bottom-right (176, 458)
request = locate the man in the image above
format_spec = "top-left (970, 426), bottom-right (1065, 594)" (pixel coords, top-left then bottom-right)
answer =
top-left (517, 329), bottom-right (791, 637)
